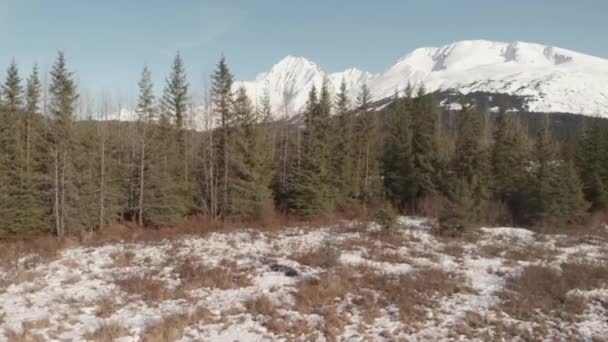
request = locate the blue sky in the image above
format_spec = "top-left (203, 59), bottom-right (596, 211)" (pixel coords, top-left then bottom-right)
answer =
top-left (1, 0), bottom-right (606, 99)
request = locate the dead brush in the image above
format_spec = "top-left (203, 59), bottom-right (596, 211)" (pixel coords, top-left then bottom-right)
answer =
top-left (174, 258), bottom-right (251, 291)
top-left (140, 307), bottom-right (211, 342)
top-left (361, 267), bottom-right (471, 324)
top-left (291, 240), bottom-right (340, 269)
top-left (3, 327), bottom-right (46, 342)
top-left (496, 262), bottom-right (608, 322)
top-left (110, 250), bottom-right (136, 268)
top-left (480, 242), bottom-right (558, 262)
top-left (83, 322), bottom-right (130, 342)
top-left (95, 295), bottom-right (118, 318)
top-left (115, 274), bottom-right (183, 303)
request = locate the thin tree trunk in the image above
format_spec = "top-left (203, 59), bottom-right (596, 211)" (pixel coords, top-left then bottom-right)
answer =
top-left (138, 130), bottom-right (145, 226)
top-left (98, 130), bottom-right (106, 232)
top-left (60, 147), bottom-right (67, 236)
top-left (54, 148), bottom-right (60, 236)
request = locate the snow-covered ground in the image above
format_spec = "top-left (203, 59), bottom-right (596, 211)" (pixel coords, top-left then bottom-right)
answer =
top-left (1, 218), bottom-right (607, 341)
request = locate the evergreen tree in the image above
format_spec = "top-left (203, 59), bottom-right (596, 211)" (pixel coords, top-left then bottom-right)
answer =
top-left (135, 66), bottom-right (155, 225)
top-left (18, 65), bottom-right (50, 234)
top-left (0, 61), bottom-right (24, 235)
top-left (382, 89), bottom-right (416, 210)
top-left (228, 87), bottom-right (273, 218)
top-left (531, 115), bottom-right (588, 228)
top-left (2, 60), bottom-right (23, 112)
top-left (411, 85), bottom-right (438, 199)
top-left (491, 108), bottom-right (530, 219)
top-left (161, 52), bottom-right (189, 130)
top-left (356, 83), bottom-right (381, 202)
top-left (331, 78), bottom-right (357, 208)
top-left (48, 52), bottom-right (79, 235)
top-left (209, 55), bottom-right (235, 219)
top-left (287, 85), bottom-right (330, 215)
top-left (440, 105), bottom-right (489, 231)
top-left (161, 52), bottom-right (190, 192)
top-left (576, 123), bottom-right (608, 209)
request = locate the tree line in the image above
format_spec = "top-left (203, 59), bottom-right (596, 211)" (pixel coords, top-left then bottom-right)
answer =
top-left (0, 52), bottom-right (606, 238)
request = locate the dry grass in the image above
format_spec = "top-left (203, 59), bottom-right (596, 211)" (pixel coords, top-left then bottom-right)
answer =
top-left (480, 242), bottom-right (558, 262)
top-left (115, 275), bottom-right (183, 303)
top-left (3, 327), bottom-right (46, 342)
top-left (21, 319), bottom-right (51, 331)
top-left (174, 258), bottom-right (252, 291)
top-left (294, 266), bottom-right (469, 334)
top-left (497, 262), bottom-right (608, 322)
top-left (243, 295), bottom-right (315, 338)
top-left (110, 250), bottom-right (136, 268)
top-left (291, 241), bottom-right (339, 269)
top-left (83, 322), bottom-right (130, 342)
top-left (140, 307), bottom-right (211, 342)
top-left (95, 295), bottom-right (118, 318)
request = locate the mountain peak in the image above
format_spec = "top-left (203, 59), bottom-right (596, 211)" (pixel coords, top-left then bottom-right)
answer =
top-left (237, 40), bottom-right (608, 117)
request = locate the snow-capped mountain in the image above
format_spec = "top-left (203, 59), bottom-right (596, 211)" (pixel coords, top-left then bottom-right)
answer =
top-left (235, 40), bottom-right (608, 117)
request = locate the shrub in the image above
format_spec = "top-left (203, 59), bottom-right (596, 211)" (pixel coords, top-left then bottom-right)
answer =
top-left (374, 204), bottom-right (398, 234)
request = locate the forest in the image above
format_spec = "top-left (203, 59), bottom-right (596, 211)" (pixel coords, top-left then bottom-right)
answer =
top-left (1, 51), bottom-right (607, 239)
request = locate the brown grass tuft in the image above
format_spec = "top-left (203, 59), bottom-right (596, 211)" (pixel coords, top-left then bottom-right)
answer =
top-left (174, 259), bottom-right (251, 291)
top-left (115, 275), bottom-right (182, 303)
top-left (83, 322), bottom-right (130, 342)
top-left (140, 307), bottom-right (211, 342)
top-left (95, 295), bottom-right (118, 318)
top-left (497, 262), bottom-right (608, 322)
top-left (291, 241), bottom-right (340, 269)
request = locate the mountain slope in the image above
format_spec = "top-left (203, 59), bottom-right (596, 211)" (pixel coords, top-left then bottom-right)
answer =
top-left (235, 40), bottom-right (608, 117)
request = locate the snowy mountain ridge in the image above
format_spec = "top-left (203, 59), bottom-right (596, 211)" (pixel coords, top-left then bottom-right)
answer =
top-left (235, 40), bottom-right (608, 117)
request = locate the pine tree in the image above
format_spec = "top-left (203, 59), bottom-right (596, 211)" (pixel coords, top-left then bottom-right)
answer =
top-left (19, 65), bottom-right (50, 234)
top-left (440, 105), bottom-right (489, 231)
top-left (228, 87), bottom-right (273, 218)
top-left (331, 78), bottom-right (357, 209)
top-left (135, 66), bottom-right (155, 225)
top-left (356, 83), bottom-right (381, 202)
top-left (161, 52), bottom-right (189, 130)
top-left (287, 85), bottom-right (330, 215)
top-left (48, 52), bottom-right (79, 235)
top-left (0, 61), bottom-right (24, 235)
top-left (161, 52), bottom-right (190, 190)
top-left (411, 85), bottom-right (438, 199)
top-left (382, 89), bottom-right (415, 210)
top-left (531, 115), bottom-right (589, 228)
top-left (491, 108), bottom-right (530, 219)
top-left (576, 122), bottom-right (608, 209)
top-left (209, 55), bottom-right (235, 219)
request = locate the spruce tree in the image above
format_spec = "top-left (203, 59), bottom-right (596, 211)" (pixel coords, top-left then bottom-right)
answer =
top-left (161, 52), bottom-right (190, 192)
top-left (287, 85), bottom-right (330, 215)
top-left (48, 52), bottom-right (79, 235)
top-left (576, 123), bottom-right (608, 209)
top-left (411, 85), bottom-right (438, 199)
top-left (382, 89), bottom-right (415, 210)
top-left (229, 87), bottom-right (273, 218)
top-left (0, 61), bottom-right (24, 235)
top-left (2, 60), bottom-right (23, 112)
top-left (135, 66), bottom-right (155, 225)
top-left (356, 83), bottom-right (381, 202)
top-left (531, 115), bottom-right (589, 228)
top-left (161, 52), bottom-right (189, 131)
top-left (440, 105), bottom-right (489, 231)
top-left (491, 108), bottom-right (530, 219)
top-left (331, 78), bottom-right (357, 209)
top-left (209, 55), bottom-right (235, 219)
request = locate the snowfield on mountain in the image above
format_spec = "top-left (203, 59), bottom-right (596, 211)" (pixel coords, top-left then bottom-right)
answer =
top-left (235, 40), bottom-right (608, 117)
top-left (1, 218), bottom-right (607, 341)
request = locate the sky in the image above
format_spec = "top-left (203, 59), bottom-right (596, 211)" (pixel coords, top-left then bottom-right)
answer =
top-left (1, 0), bottom-right (606, 102)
